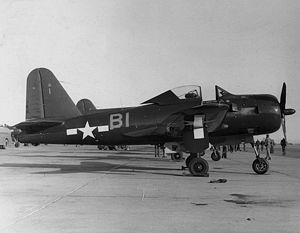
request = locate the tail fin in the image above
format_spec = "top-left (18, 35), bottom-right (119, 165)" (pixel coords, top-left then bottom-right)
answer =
top-left (76, 99), bottom-right (96, 115)
top-left (26, 68), bottom-right (81, 120)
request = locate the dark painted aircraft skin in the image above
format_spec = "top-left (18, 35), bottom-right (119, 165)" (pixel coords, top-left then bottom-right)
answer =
top-left (15, 68), bottom-right (295, 176)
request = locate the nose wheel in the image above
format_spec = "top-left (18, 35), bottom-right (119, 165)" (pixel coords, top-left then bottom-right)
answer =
top-left (251, 142), bottom-right (269, 174)
top-left (252, 158), bottom-right (269, 174)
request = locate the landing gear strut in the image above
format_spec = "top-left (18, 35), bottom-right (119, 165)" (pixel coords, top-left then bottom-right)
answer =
top-left (185, 153), bottom-right (209, 176)
top-left (251, 143), bottom-right (269, 174)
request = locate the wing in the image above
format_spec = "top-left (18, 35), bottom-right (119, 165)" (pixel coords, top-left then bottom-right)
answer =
top-left (187, 103), bottom-right (229, 133)
top-left (180, 103), bottom-right (228, 152)
top-left (123, 103), bottom-right (228, 138)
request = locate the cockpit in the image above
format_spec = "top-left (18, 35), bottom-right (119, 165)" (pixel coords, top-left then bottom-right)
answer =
top-left (171, 85), bottom-right (202, 100)
top-left (142, 85), bottom-right (202, 105)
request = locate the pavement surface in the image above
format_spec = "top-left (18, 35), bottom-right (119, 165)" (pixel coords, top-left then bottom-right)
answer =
top-left (0, 145), bottom-right (299, 233)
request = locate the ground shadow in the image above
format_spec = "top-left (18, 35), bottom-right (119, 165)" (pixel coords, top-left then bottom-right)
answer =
top-left (0, 161), bottom-right (182, 177)
top-left (18, 153), bottom-right (173, 163)
top-left (210, 169), bottom-right (255, 175)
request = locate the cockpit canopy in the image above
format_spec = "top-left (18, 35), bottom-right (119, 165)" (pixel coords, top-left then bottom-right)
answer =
top-left (172, 86), bottom-right (201, 100)
top-left (142, 85), bottom-right (202, 105)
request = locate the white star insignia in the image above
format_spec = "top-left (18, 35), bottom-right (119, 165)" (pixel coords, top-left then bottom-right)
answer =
top-left (78, 121), bottom-right (96, 139)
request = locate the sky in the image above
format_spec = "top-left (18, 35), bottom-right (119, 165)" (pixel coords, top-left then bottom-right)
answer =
top-left (0, 0), bottom-right (299, 143)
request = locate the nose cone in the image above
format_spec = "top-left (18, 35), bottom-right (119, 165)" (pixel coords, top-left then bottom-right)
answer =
top-left (269, 105), bottom-right (282, 132)
top-left (259, 95), bottom-right (282, 134)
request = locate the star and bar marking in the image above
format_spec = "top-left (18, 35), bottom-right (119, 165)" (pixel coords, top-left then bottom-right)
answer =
top-left (66, 121), bottom-right (109, 140)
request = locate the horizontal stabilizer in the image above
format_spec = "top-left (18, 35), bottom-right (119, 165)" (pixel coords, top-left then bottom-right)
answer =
top-left (15, 119), bottom-right (63, 133)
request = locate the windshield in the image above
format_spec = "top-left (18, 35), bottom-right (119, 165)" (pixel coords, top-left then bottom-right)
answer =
top-left (171, 85), bottom-right (202, 100)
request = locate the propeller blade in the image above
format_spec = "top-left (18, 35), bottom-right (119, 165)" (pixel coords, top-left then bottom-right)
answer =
top-left (282, 115), bottom-right (287, 142)
top-left (280, 82), bottom-right (286, 115)
top-left (278, 82), bottom-right (295, 143)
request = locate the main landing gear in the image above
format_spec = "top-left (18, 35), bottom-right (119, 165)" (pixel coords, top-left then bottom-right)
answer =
top-left (185, 153), bottom-right (209, 177)
top-left (251, 143), bottom-right (269, 174)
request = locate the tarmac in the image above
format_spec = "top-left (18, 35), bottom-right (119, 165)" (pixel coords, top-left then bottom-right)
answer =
top-left (0, 144), bottom-right (299, 233)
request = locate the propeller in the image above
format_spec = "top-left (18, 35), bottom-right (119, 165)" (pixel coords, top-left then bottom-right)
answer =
top-left (279, 82), bottom-right (296, 142)
top-left (280, 83), bottom-right (286, 115)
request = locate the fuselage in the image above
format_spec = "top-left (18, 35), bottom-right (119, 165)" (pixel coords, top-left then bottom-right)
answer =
top-left (18, 98), bottom-right (199, 145)
top-left (18, 93), bottom-right (282, 148)
top-left (209, 94), bottom-right (282, 137)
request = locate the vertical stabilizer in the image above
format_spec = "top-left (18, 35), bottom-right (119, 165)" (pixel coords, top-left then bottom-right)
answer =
top-left (26, 68), bottom-right (81, 120)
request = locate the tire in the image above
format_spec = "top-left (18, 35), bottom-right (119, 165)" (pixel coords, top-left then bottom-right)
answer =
top-left (188, 157), bottom-right (209, 176)
top-left (252, 158), bottom-right (269, 174)
top-left (211, 151), bottom-right (221, 161)
top-left (186, 153), bottom-right (204, 167)
top-left (14, 142), bottom-right (20, 148)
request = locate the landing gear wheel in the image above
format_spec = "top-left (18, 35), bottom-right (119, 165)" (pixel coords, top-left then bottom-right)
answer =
top-left (188, 157), bottom-right (209, 176)
top-left (252, 158), bottom-right (269, 174)
top-left (211, 151), bottom-right (221, 161)
top-left (171, 153), bottom-right (183, 161)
